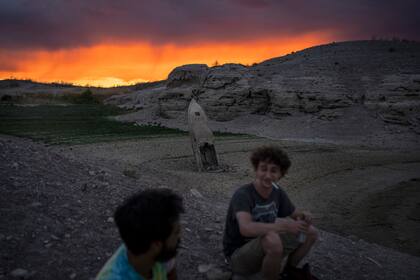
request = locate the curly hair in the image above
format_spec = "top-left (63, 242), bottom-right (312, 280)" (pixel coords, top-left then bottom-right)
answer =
top-left (114, 188), bottom-right (184, 255)
top-left (250, 145), bottom-right (291, 173)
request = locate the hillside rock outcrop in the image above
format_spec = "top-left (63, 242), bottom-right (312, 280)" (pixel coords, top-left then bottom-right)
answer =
top-left (365, 74), bottom-right (420, 132)
top-left (105, 40), bottom-right (420, 140)
top-left (198, 64), bottom-right (269, 121)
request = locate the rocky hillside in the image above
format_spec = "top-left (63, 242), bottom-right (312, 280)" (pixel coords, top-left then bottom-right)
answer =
top-left (106, 40), bottom-right (420, 145)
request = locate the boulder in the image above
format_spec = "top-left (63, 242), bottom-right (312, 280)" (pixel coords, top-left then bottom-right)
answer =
top-left (166, 64), bottom-right (209, 88)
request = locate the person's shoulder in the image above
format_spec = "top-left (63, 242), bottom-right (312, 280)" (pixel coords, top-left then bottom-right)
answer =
top-left (95, 245), bottom-right (126, 280)
top-left (273, 184), bottom-right (289, 196)
top-left (273, 185), bottom-right (293, 204)
top-left (230, 183), bottom-right (254, 203)
top-left (153, 259), bottom-right (175, 279)
top-left (162, 258), bottom-right (176, 273)
top-left (233, 183), bottom-right (254, 196)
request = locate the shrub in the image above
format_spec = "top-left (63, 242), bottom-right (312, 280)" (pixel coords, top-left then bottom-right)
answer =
top-left (1, 95), bottom-right (12, 102)
top-left (73, 89), bottom-right (100, 104)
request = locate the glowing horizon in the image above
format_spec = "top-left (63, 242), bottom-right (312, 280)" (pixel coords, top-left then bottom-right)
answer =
top-left (0, 32), bottom-right (332, 88)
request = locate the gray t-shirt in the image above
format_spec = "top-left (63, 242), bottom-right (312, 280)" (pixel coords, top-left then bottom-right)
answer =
top-left (223, 183), bottom-right (295, 257)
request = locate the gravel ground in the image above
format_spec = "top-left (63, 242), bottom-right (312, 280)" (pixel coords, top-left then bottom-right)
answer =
top-left (1, 134), bottom-right (420, 280)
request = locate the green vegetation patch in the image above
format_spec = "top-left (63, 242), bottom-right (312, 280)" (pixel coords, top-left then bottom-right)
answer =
top-left (0, 104), bottom-right (187, 145)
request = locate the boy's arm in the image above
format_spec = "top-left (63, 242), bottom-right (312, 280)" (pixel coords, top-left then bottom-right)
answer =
top-left (236, 211), bottom-right (307, 237)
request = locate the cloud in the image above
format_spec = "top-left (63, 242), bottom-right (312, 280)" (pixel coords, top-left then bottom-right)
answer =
top-left (0, 0), bottom-right (419, 50)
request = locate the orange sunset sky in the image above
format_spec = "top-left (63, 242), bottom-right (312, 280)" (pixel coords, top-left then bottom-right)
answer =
top-left (0, 33), bottom-right (332, 87)
top-left (1, 1), bottom-right (418, 87)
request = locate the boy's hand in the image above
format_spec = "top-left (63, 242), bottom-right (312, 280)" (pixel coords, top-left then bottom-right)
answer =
top-left (287, 219), bottom-right (309, 235)
top-left (300, 211), bottom-right (313, 225)
top-left (291, 209), bottom-right (314, 225)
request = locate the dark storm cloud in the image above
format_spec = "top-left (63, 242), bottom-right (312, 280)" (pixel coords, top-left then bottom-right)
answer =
top-left (0, 0), bottom-right (419, 50)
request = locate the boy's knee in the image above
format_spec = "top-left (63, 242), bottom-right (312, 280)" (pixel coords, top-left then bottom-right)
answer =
top-left (261, 231), bottom-right (283, 256)
top-left (306, 226), bottom-right (319, 244)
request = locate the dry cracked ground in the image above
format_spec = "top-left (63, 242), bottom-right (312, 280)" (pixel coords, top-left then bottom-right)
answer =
top-left (1, 134), bottom-right (420, 280)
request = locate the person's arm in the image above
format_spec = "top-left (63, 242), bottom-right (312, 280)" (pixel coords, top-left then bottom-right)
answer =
top-left (167, 267), bottom-right (177, 280)
top-left (165, 258), bottom-right (177, 280)
top-left (236, 211), bottom-right (308, 237)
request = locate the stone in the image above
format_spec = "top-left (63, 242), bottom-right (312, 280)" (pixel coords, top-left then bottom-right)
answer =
top-left (10, 268), bottom-right (29, 278)
top-left (209, 234), bottom-right (219, 240)
top-left (166, 64), bottom-right (209, 88)
top-left (50, 234), bottom-right (60, 240)
top-left (30, 202), bottom-right (42, 207)
top-left (206, 267), bottom-right (232, 280)
top-left (198, 264), bottom-right (213, 273)
top-left (190, 189), bottom-right (204, 199)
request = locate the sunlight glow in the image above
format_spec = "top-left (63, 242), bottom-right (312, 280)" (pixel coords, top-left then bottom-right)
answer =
top-left (0, 32), bottom-right (333, 87)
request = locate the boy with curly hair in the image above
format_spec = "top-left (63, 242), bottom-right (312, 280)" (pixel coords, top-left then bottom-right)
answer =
top-left (223, 145), bottom-right (318, 280)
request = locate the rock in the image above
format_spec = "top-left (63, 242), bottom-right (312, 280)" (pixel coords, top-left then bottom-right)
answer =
top-left (10, 268), bottom-right (29, 278)
top-left (50, 234), bottom-right (60, 240)
top-left (209, 234), bottom-right (219, 240)
top-left (190, 189), bottom-right (204, 199)
top-left (206, 267), bottom-right (231, 280)
top-left (69, 272), bottom-right (77, 279)
top-left (30, 202), bottom-right (42, 207)
top-left (107, 217), bottom-right (114, 223)
top-left (198, 264), bottom-right (214, 273)
top-left (166, 64), bottom-right (209, 88)
top-left (81, 183), bottom-right (88, 192)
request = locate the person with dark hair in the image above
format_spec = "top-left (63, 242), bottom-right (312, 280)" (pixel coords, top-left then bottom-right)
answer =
top-left (223, 145), bottom-right (318, 280)
top-left (96, 188), bottom-right (184, 280)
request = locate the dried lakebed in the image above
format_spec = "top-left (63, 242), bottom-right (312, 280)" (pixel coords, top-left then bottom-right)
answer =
top-left (1, 135), bottom-right (420, 280)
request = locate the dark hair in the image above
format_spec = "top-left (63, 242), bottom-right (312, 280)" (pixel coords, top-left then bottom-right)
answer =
top-left (250, 145), bottom-right (291, 173)
top-left (114, 188), bottom-right (184, 255)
